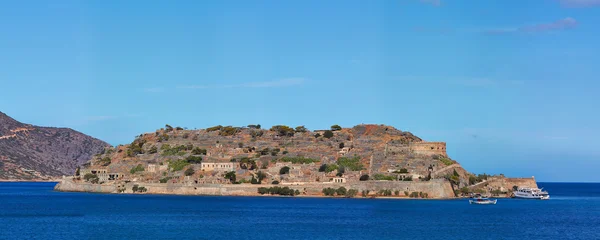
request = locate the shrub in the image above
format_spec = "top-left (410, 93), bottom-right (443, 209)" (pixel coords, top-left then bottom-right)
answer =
top-left (282, 150), bottom-right (288, 155)
top-left (330, 125), bottom-right (342, 131)
top-left (257, 186), bottom-right (297, 196)
top-left (345, 189), bottom-right (358, 198)
top-left (394, 190), bottom-right (400, 196)
top-left (148, 146), bottom-right (158, 154)
top-left (336, 156), bottom-right (364, 171)
top-left (398, 168), bottom-right (408, 173)
top-left (325, 164), bottom-right (339, 173)
top-left (335, 187), bottom-right (347, 196)
top-left (373, 174), bottom-right (395, 181)
top-left (224, 171), bottom-right (236, 183)
top-left (318, 164), bottom-right (327, 172)
top-left (238, 142), bottom-right (244, 148)
top-left (279, 156), bottom-right (319, 164)
top-left (314, 133), bottom-right (321, 138)
top-left (336, 166), bottom-right (345, 177)
top-left (295, 126), bottom-right (307, 133)
top-left (362, 190), bottom-right (370, 197)
top-left (322, 188), bottom-right (336, 196)
top-left (185, 155), bottom-right (203, 164)
top-left (168, 159), bottom-right (189, 172)
top-left (439, 157), bottom-right (454, 166)
top-left (359, 174), bottom-right (370, 181)
top-left (165, 124), bottom-right (173, 132)
top-left (159, 177), bottom-right (172, 183)
top-left (250, 129), bottom-right (264, 138)
top-left (272, 180), bottom-right (280, 185)
top-left (239, 158), bottom-right (257, 170)
top-left (256, 171), bottom-right (267, 182)
top-left (206, 125), bottom-right (223, 132)
top-left (339, 142), bottom-right (345, 149)
top-left (247, 124), bottom-right (261, 129)
top-left (219, 126), bottom-right (239, 136)
top-left (323, 130), bottom-right (334, 138)
top-left (162, 145), bottom-right (187, 156)
top-left (130, 164), bottom-right (145, 174)
top-left (279, 166), bottom-right (290, 175)
top-left (84, 173), bottom-right (99, 183)
top-left (191, 147), bottom-right (207, 155)
top-left (184, 167), bottom-right (195, 176)
top-left (378, 189), bottom-right (392, 196)
top-left (157, 134), bottom-right (169, 142)
top-left (270, 125), bottom-right (295, 137)
top-left (132, 185), bottom-right (147, 193)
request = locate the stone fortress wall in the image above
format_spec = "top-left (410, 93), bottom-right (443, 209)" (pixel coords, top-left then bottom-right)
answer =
top-left (409, 142), bottom-right (447, 157)
top-left (55, 177), bottom-right (456, 198)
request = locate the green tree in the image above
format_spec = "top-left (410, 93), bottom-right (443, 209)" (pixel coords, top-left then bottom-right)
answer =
top-left (345, 189), bottom-right (358, 198)
top-left (336, 166), bottom-right (345, 177)
top-left (165, 124), bottom-right (173, 132)
top-left (295, 126), bottom-right (308, 133)
top-left (359, 174), bottom-right (369, 181)
top-left (335, 187), bottom-right (347, 196)
top-left (191, 147), bottom-right (207, 155)
top-left (323, 130), bottom-right (334, 138)
top-left (185, 155), bottom-right (203, 164)
top-left (314, 133), bottom-right (321, 138)
top-left (225, 171), bottom-right (237, 183)
top-left (279, 166), bottom-right (290, 175)
top-left (318, 164), bottom-right (327, 172)
top-left (270, 125), bottom-right (295, 137)
top-left (330, 125), bottom-right (342, 131)
top-left (184, 167), bottom-right (195, 176)
top-left (256, 171), bottom-right (267, 183)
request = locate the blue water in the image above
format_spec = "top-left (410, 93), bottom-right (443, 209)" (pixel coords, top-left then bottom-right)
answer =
top-left (0, 183), bottom-right (599, 240)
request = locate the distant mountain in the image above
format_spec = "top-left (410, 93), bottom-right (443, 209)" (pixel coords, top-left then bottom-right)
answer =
top-left (0, 111), bottom-right (110, 180)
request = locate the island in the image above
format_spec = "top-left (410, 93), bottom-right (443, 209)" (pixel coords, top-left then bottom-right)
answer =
top-left (55, 124), bottom-right (537, 199)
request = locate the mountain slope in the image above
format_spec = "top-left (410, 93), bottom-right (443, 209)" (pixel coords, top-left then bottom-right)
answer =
top-left (0, 112), bottom-right (110, 180)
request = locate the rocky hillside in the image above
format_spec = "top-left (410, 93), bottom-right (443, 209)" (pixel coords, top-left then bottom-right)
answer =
top-left (0, 112), bottom-right (110, 180)
top-left (83, 124), bottom-right (479, 191)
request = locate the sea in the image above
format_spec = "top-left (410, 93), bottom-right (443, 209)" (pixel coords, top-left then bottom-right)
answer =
top-left (0, 182), bottom-right (598, 240)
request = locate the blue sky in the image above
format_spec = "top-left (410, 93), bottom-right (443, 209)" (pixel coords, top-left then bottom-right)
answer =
top-left (1, 0), bottom-right (599, 182)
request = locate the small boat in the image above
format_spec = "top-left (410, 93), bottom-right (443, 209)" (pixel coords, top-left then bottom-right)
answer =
top-left (513, 187), bottom-right (550, 200)
top-left (469, 195), bottom-right (497, 205)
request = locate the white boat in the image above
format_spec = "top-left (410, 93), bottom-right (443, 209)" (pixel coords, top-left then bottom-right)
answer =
top-left (513, 187), bottom-right (550, 200)
top-left (469, 196), bottom-right (497, 205)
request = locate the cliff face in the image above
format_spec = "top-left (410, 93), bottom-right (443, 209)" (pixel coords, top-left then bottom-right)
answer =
top-left (0, 112), bottom-right (111, 180)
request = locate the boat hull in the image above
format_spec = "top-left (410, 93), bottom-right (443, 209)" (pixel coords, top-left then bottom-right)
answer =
top-left (514, 193), bottom-right (550, 200)
top-left (469, 199), bottom-right (497, 205)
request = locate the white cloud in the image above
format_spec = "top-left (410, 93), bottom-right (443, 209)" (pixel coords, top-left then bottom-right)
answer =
top-left (179, 78), bottom-right (306, 89)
